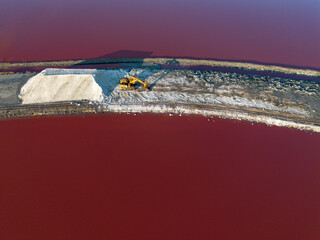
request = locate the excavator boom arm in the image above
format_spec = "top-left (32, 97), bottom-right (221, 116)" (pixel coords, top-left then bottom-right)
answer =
top-left (128, 76), bottom-right (149, 90)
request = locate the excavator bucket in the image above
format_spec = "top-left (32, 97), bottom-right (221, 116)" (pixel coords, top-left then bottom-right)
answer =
top-left (119, 78), bottom-right (129, 88)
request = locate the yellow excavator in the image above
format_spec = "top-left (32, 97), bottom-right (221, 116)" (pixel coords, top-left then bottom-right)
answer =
top-left (119, 76), bottom-right (149, 90)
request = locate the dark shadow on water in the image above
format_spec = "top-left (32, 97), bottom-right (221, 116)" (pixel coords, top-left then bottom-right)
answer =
top-left (96, 50), bottom-right (153, 59)
top-left (71, 50), bottom-right (154, 71)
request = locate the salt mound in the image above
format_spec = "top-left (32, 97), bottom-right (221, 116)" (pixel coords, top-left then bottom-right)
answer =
top-left (19, 69), bottom-right (104, 104)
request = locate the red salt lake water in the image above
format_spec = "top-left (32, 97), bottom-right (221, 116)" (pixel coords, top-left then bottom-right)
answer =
top-left (0, 0), bottom-right (319, 68)
top-left (1, 114), bottom-right (320, 240)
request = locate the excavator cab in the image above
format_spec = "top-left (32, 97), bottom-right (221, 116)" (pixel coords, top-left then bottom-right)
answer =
top-left (119, 76), bottom-right (149, 90)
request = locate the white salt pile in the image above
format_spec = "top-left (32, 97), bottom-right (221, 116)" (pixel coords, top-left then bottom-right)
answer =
top-left (19, 69), bottom-right (104, 104)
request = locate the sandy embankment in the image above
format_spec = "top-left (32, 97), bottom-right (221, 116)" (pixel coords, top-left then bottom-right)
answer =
top-left (17, 68), bottom-right (320, 132)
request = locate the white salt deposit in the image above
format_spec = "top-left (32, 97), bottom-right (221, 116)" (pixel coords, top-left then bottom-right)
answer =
top-left (19, 69), bottom-right (104, 104)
